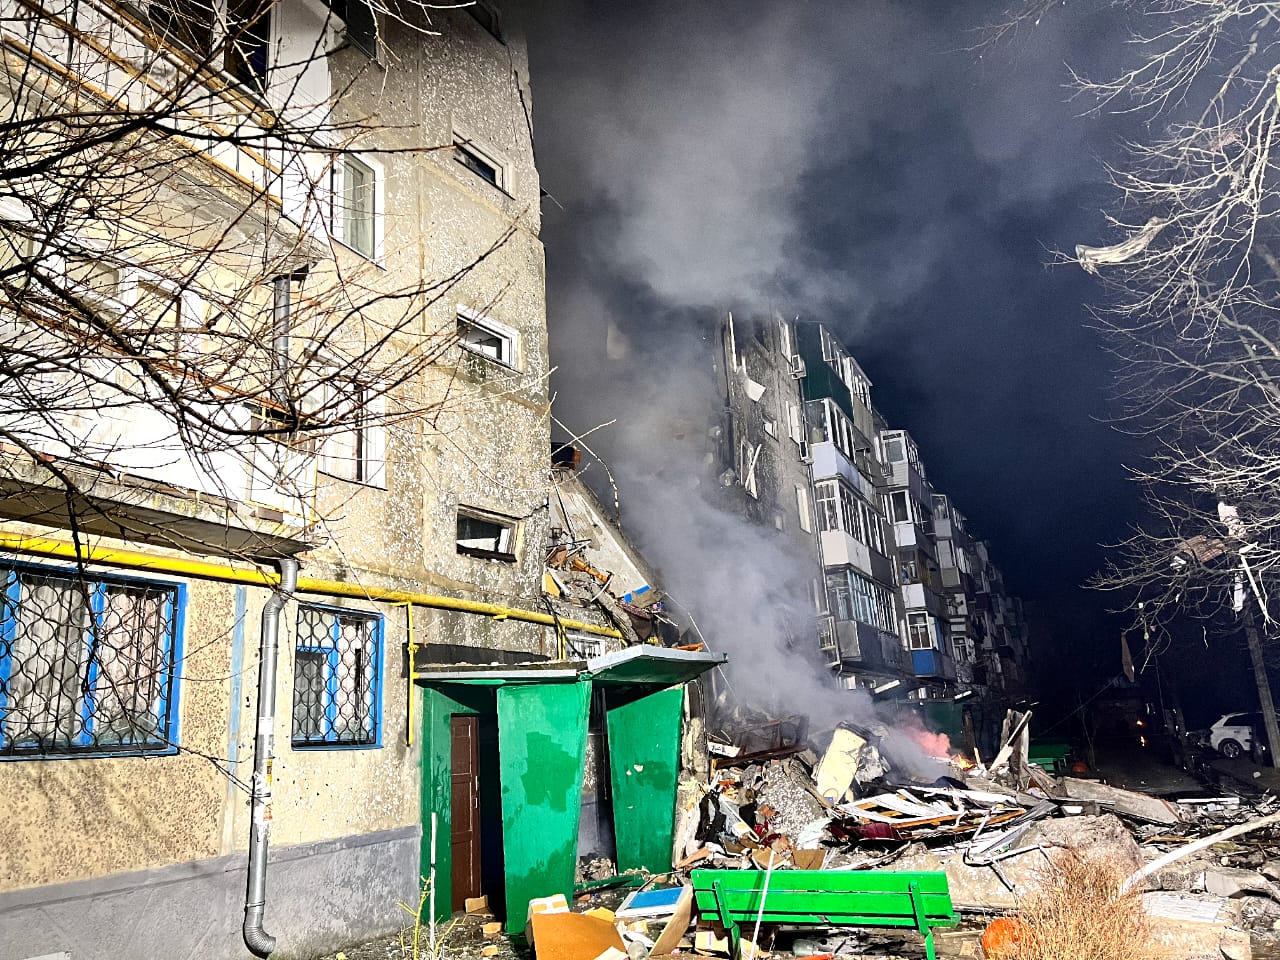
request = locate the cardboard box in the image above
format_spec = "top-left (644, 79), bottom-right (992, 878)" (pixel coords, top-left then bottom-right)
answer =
top-left (466, 895), bottom-right (491, 916)
top-left (529, 911), bottom-right (626, 960)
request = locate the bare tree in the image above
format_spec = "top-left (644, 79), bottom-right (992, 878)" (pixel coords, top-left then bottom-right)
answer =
top-left (997, 0), bottom-right (1280, 756)
top-left (0, 0), bottom-right (533, 756)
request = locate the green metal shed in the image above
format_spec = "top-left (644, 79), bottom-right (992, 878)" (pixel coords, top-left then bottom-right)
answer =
top-left (415, 646), bottom-right (726, 933)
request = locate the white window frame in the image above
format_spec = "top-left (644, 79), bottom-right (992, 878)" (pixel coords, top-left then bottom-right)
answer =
top-left (328, 152), bottom-right (384, 261)
top-left (452, 132), bottom-right (508, 193)
top-left (796, 484), bottom-right (812, 534)
top-left (456, 304), bottom-right (519, 369)
top-left (908, 612), bottom-right (933, 651)
top-left (311, 377), bottom-right (388, 488)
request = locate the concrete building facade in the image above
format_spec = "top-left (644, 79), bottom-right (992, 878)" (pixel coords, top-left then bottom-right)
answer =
top-left (0, 3), bottom-right (637, 958)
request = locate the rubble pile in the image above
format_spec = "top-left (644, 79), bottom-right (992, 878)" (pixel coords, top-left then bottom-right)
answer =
top-left (553, 713), bottom-right (1280, 959)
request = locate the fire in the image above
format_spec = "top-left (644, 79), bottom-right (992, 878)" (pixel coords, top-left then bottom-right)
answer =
top-left (950, 754), bottom-right (976, 771)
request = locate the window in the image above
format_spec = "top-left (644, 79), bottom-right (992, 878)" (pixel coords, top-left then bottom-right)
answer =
top-left (890, 491), bottom-right (911, 523)
top-left (0, 564), bottom-right (182, 757)
top-left (455, 138), bottom-right (502, 189)
top-left (457, 507), bottom-right (517, 561)
top-left (140, 0), bottom-right (271, 90)
top-left (457, 306), bottom-right (517, 368)
top-left (225, 0), bottom-right (272, 91)
top-left (815, 481), bottom-right (839, 532)
top-left (786, 400), bottom-right (803, 444)
top-left (332, 155), bottom-right (377, 259)
top-left (908, 613), bottom-right (933, 651)
top-left (317, 382), bottom-right (387, 487)
top-left (796, 484), bottom-right (812, 534)
top-left (825, 568), bottom-right (895, 634)
top-left (292, 605), bottom-right (382, 747)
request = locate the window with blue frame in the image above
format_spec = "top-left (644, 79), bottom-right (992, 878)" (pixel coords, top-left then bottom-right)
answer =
top-left (292, 604), bottom-right (382, 747)
top-left (0, 563), bottom-right (183, 757)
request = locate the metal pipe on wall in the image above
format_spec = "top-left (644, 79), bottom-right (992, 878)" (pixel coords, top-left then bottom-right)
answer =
top-left (243, 556), bottom-right (299, 958)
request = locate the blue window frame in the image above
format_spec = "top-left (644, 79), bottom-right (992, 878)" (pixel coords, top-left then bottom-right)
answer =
top-left (292, 604), bottom-right (382, 748)
top-left (0, 562), bottom-right (184, 758)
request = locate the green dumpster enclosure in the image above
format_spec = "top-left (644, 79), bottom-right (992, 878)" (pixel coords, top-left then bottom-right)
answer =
top-left (415, 646), bottom-right (726, 933)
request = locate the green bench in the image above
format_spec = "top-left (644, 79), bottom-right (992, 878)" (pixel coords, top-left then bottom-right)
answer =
top-left (690, 868), bottom-right (957, 960)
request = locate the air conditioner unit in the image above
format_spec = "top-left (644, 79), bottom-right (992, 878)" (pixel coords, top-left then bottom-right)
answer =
top-left (789, 355), bottom-right (806, 379)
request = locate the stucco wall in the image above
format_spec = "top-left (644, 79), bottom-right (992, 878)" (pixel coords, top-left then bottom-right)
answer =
top-left (0, 11), bottom-right (554, 960)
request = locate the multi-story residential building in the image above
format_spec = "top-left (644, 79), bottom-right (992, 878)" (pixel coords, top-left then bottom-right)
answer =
top-left (0, 6), bottom-right (720, 959)
top-left (877, 428), bottom-right (955, 692)
top-left (712, 313), bottom-right (1029, 722)
top-left (713, 312), bottom-right (826, 634)
top-left (793, 322), bottom-right (911, 692)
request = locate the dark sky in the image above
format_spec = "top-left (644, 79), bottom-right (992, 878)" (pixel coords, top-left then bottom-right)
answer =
top-left (519, 1), bottom-right (1170, 709)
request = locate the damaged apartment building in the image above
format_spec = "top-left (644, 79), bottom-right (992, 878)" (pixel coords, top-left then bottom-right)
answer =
top-left (714, 314), bottom-right (1031, 739)
top-left (0, 4), bottom-right (720, 959)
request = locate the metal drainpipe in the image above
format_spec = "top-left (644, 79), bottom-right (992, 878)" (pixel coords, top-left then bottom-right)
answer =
top-left (243, 557), bottom-right (299, 958)
top-left (270, 274), bottom-right (290, 408)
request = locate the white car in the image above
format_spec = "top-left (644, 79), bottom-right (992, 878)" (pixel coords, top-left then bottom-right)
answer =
top-left (1209, 712), bottom-right (1259, 758)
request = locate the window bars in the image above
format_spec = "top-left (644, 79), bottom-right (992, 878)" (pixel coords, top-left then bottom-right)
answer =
top-left (0, 564), bottom-right (182, 757)
top-left (292, 604), bottom-right (381, 747)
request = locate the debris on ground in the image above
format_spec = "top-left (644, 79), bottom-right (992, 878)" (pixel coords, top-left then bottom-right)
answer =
top-left (316, 708), bottom-right (1280, 960)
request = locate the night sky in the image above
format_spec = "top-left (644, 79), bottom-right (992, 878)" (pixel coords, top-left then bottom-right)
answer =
top-left (517, 1), bottom-right (1240, 718)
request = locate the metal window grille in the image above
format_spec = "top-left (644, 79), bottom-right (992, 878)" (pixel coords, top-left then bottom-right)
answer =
top-left (292, 605), bottom-right (381, 747)
top-left (0, 564), bottom-right (181, 757)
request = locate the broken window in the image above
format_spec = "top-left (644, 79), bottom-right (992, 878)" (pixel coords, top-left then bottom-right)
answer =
top-left (882, 434), bottom-right (905, 463)
top-left (457, 306), bottom-right (517, 368)
top-left (0, 563), bottom-right (181, 757)
top-left (455, 138), bottom-right (502, 189)
top-left (890, 490), bottom-right (911, 524)
top-left (456, 508), bottom-right (517, 562)
top-left (825, 569), bottom-right (895, 634)
top-left (796, 484), bottom-right (812, 534)
top-left (739, 439), bottom-right (761, 499)
top-left (292, 604), bottom-right (381, 747)
top-left (224, 0), bottom-right (272, 91)
top-left (136, 0), bottom-right (273, 91)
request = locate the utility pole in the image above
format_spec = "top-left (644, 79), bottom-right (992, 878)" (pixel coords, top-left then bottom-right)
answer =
top-left (1216, 501), bottom-right (1280, 768)
top-left (1242, 605), bottom-right (1280, 768)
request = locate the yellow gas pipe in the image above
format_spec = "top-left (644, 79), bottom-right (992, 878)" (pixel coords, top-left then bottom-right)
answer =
top-left (0, 533), bottom-right (624, 638)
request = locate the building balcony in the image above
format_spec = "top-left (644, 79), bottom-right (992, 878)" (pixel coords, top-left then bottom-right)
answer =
top-left (810, 441), bottom-right (876, 501)
top-left (821, 530), bottom-right (896, 584)
top-left (901, 580), bottom-right (944, 616)
top-left (3, 0), bottom-right (348, 264)
top-left (833, 618), bottom-right (906, 673)
top-left (911, 647), bottom-right (957, 681)
top-left (0, 363), bottom-right (317, 557)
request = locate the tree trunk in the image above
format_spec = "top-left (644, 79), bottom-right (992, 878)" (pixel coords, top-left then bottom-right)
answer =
top-left (1242, 610), bottom-right (1280, 769)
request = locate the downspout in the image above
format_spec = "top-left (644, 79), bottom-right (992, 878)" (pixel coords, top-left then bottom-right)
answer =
top-left (243, 556), bottom-right (299, 958)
